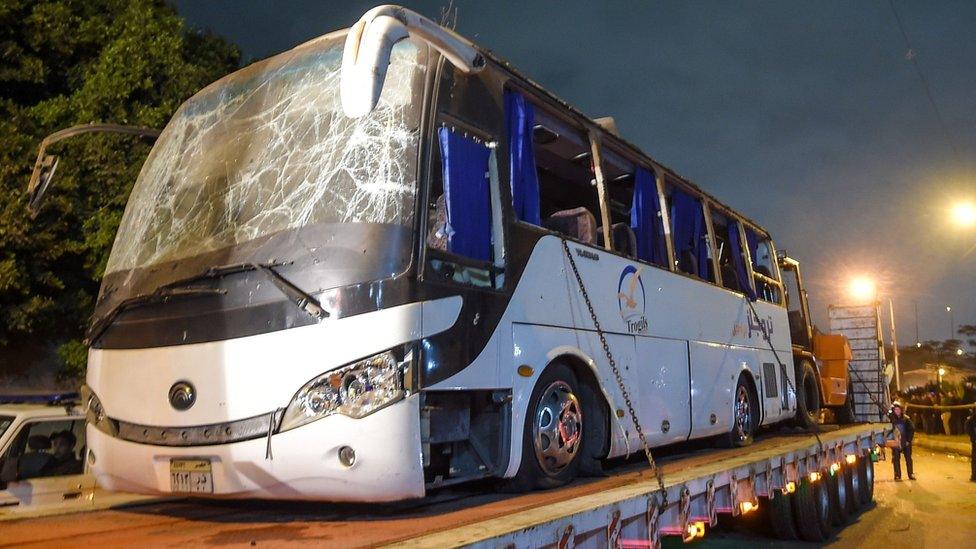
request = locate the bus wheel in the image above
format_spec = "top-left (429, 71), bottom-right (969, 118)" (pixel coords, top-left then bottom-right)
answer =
top-left (827, 465), bottom-right (851, 526)
top-left (766, 492), bottom-right (800, 540)
top-left (857, 455), bottom-right (875, 505)
top-left (509, 363), bottom-right (585, 491)
top-left (794, 360), bottom-right (820, 429)
top-left (792, 477), bottom-right (832, 542)
top-left (727, 376), bottom-right (757, 447)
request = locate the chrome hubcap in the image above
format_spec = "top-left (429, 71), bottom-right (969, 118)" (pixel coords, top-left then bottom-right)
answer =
top-left (533, 380), bottom-right (583, 476)
top-left (734, 386), bottom-right (752, 441)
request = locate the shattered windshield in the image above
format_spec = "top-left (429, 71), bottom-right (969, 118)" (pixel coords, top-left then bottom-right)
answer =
top-left (102, 33), bottom-right (427, 296)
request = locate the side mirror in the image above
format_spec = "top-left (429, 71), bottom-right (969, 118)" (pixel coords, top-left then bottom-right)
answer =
top-left (340, 5), bottom-right (484, 117)
top-left (25, 124), bottom-right (160, 218)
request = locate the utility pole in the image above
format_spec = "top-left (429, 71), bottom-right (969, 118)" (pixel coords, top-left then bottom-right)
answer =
top-left (889, 299), bottom-right (900, 392)
top-left (914, 301), bottom-right (919, 345)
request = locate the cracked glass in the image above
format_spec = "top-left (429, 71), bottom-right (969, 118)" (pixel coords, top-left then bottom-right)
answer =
top-left (99, 33), bottom-right (428, 312)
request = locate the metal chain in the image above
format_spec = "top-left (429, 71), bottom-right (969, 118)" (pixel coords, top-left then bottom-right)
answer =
top-left (560, 240), bottom-right (666, 498)
top-left (743, 297), bottom-right (825, 452)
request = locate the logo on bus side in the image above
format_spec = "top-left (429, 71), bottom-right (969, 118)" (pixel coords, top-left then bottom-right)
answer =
top-left (733, 309), bottom-right (775, 339)
top-left (617, 265), bottom-right (648, 335)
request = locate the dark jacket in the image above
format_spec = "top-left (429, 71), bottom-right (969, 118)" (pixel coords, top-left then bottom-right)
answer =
top-left (891, 414), bottom-right (915, 445)
top-left (966, 411), bottom-right (976, 444)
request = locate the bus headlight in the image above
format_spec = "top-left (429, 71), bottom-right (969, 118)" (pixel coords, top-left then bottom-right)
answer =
top-left (280, 349), bottom-right (408, 431)
top-left (80, 384), bottom-right (118, 437)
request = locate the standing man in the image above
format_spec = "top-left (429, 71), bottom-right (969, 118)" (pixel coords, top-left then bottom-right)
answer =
top-left (966, 407), bottom-right (976, 482)
top-left (889, 401), bottom-right (916, 481)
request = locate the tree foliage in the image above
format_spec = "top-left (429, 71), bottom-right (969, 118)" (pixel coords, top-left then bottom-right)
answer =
top-left (0, 0), bottom-right (240, 378)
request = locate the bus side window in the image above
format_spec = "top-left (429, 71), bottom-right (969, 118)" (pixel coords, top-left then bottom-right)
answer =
top-left (666, 182), bottom-right (714, 282)
top-left (426, 126), bottom-right (500, 288)
top-left (505, 89), bottom-right (601, 245)
top-left (746, 229), bottom-right (782, 303)
top-left (709, 209), bottom-right (743, 293)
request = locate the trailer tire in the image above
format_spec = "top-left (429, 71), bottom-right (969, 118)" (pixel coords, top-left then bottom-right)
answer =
top-left (766, 492), bottom-right (800, 540)
top-left (503, 363), bottom-right (585, 492)
top-left (792, 478), bottom-right (832, 542)
top-left (794, 360), bottom-right (820, 429)
top-left (857, 455), bottom-right (875, 505)
top-left (844, 460), bottom-right (863, 515)
top-left (827, 466), bottom-right (852, 526)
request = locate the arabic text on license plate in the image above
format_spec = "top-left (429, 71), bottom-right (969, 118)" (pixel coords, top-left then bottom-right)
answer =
top-left (169, 459), bottom-right (213, 494)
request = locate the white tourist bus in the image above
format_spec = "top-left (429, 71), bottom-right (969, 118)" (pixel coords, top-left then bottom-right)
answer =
top-left (77, 6), bottom-right (797, 502)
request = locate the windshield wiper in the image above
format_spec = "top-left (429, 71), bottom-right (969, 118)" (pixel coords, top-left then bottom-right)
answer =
top-left (161, 262), bottom-right (329, 321)
top-left (87, 262), bottom-right (327, 346)
top-left (87, 286), bottom-right (226, 345)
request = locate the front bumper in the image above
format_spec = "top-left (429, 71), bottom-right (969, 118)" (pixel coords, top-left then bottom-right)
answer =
top-left (88, 394), bottom-right (424, 502)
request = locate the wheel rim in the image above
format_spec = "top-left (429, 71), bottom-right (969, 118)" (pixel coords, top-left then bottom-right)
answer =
top-left (734, 385), bottom-right (752, 442)
top-left (533, 380), bottom-right (583, 476)
top-left (850, 464), bottom-right (860, 499)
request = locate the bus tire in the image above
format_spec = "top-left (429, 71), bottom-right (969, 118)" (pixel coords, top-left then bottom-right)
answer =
top-left (725, 374), bottom-right (757, 447)
top-left (791, 478), bottom-right (832, 542)
top-left (857, 455), bottom-right (875, 505)
top-left (794, 360), bottom-right (820, 429)
top-left (766, 492), bottom-right (800, 540)
top-left (845, 460), bottom-right (863, 515)
top-left (827, 466), bottom-right (851, 526)
top-left (506, 363), bottom-right (585, 491)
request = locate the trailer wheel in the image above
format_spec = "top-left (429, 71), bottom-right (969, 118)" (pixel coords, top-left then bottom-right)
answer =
top-left (794, 360), bottom-right (820, 429)
top-left (857, 455), bottom-right (875, 505)
top-left (827, 466), bottom-right (851, 526)
top-left (844, 460), bottom-right (863, 515)
top-left (766, 492), bottom-right (800, 540)
top-left (791, 478), bottom-right (832, 542)
top-left (725, 375), bottom-right (757, 447)
top-left (505, 363), bottom-right (585, 491)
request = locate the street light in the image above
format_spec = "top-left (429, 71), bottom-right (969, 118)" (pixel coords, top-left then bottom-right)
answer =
top-left (848, 276), bottom-right (876, 303)
top-left (950, 201), bottom-right (976, 228)
top-left (957, 348), bottom-right (964, 356)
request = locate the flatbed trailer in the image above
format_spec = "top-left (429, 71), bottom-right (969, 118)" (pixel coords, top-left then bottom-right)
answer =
top-left (3, 424), bottom-right (888, 548)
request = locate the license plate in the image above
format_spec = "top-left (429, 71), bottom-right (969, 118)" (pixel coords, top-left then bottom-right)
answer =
top-left (169, 459), bottom-right (214, 494)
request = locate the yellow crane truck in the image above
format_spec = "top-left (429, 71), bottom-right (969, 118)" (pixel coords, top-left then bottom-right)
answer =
top-left (780, 256), bottom-right (856, 427)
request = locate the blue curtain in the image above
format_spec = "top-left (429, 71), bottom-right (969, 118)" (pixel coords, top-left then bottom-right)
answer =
top-left (631, 167), bottom-right (666, 266)
top-left (505, 90), bottom-right (541, 225)
top-left (729, 221), bottom-right (757, 301)
top-left (745, 228), bottom-right (760, 268)
top-left (670, 189), bottom-right (709, 280)
top-left (438, 127), bottom-right (492, 262)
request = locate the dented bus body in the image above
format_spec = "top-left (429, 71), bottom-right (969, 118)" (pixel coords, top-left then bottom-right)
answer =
top-left (82, 6), bottom-right (799, 502)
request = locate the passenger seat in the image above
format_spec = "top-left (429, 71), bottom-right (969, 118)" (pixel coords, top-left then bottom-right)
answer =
top-left (597, 223), bottom-right (637, 257)
top-left (544, 207), bottom-right (597, 245)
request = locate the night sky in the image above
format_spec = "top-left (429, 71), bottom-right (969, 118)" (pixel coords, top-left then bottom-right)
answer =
top-left (173, 0), bottom-right (976, 343)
